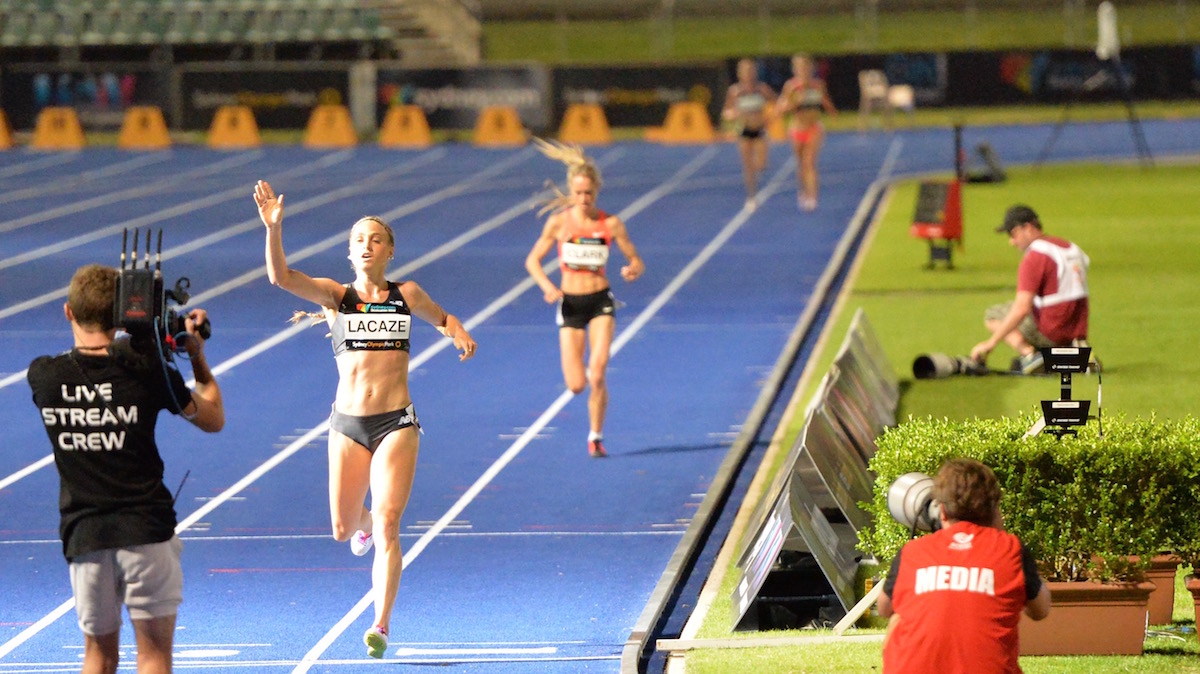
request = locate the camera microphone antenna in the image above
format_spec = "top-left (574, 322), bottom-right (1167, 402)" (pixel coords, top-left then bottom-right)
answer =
top-left (120, 228), bottom-right (128, 271)
top-left (171, 469), bottom-right (191, 506)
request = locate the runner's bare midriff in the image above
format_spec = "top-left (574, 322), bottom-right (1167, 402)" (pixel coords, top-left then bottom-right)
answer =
top-left (334, 349), bottom-right (411, 415)
top-left (560, 267), bottom-right (609, 296)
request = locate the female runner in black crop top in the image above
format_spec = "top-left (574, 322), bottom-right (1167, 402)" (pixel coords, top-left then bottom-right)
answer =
top-left (524, 141), bottom-right (644, 459)
top-left (255, 179), bottom-right (476, 658)
top-left (722, 58), bottom-right (777, 211)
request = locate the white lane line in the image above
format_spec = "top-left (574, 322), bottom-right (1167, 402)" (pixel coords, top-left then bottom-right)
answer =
top-left (0, 147), bottom-right (699, 661)
top-left (0, 153), bottom-right (174, 206)
top-left (185, 145), bottom-right (633, 310)
top-left (0, 151), bottom-right (265, 234)
top-left (0, 148), bottom-right (533, 495)
top-left (0, 149), bottom-right (446, 323)
top-left (0, 371), bottom-right (25, 390)
top-left (0, 530), bottom-right (686, 546)
top-left (303, 654), bottom-right (621, 666)
top-left (0, 152), bottom-right (79, 179)
top-left (392, 646), bottom-right (558, 656)
top-left (0, 150), bottom-right (358, 272)
top-left (389, 640), bottom-right (588, 646)
top-left (0, 146), bottom-right (529, 492)
top-left (878, 136), bottom-right (904, 180)
top-left (0, 601), bottom-right (75, 661)
top-left (187, 147), bottom-right (537, 309)
top-left (0, 454), bottom-right (53, 492)
top-left (291, 147), bottom-right (729, 673)
top-left (0, 655), bottom-right (621, 669)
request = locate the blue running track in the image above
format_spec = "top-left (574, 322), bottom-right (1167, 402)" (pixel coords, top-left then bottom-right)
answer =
top-left (1, 119), bottom-right (1198, 673)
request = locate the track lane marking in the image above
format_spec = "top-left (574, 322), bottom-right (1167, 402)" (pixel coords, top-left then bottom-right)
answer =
top-left (0, 152), bottom-right (80, 179)
top-left (0, 149), bottom-right (448, 322)
top-left (0, 150), bottom-right (358, 272)
top-left (0, 147), bottom-right (628, 660)
top-left (0, 153), bottom-right (174, 207)
top-left (0, 151), bottom-right (265, 234)
top-left (292, 147), bottom-right (750, 672)
top-left (0, 151), bottom-right (547, 497)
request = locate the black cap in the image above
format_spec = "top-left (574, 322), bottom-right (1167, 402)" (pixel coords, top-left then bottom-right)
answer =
top-left (996, 204), bottom-right (1039, 233)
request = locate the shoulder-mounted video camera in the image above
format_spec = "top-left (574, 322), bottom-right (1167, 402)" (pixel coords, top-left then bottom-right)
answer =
top-left (113, 228), bottom-right (211, 363)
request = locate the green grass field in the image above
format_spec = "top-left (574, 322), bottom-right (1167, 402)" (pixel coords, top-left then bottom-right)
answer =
top-left (810, 161), bottom-right (1200, 423)
top-left (684, 634), bottom-right (1200, 674)
top-left (483, 5), bottom-right (1200, 63)
top-left (682, 159), bottom-right (1200, 673)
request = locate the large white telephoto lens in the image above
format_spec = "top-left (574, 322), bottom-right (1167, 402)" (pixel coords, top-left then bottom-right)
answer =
top-left (887, 472), bottom-right (942, 532)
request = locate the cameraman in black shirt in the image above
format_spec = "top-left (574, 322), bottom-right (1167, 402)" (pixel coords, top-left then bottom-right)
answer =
top-left (27, 264), bottom-right (223, 674)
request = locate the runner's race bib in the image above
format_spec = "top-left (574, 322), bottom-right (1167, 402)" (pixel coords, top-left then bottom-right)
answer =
top-left (340, 312), bottom-right (411, 350)
top-left (561, 238), bottom-right (609, 271)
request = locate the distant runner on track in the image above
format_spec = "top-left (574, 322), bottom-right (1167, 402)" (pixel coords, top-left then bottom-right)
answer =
top-left (779, 53), bottom-right (837, 211)
top-left (524, 140), bottom-right (645, 458)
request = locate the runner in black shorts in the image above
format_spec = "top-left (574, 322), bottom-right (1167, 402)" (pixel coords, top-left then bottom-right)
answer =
top-left (558, 288), bottom-right (616, 329)
top-left (722, 58), bottom-right (777, 211)
top-left (525, 140), bottom-right (644, 458)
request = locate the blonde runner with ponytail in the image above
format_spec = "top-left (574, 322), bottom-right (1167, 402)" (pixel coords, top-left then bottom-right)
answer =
top-left (524, 138), bottom-right (644, 459)
top-left (534, 138), bottom-right (603, 216)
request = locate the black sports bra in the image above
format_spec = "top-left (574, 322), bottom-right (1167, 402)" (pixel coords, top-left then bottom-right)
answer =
top-left (329, 282), bottom-right (412, 356)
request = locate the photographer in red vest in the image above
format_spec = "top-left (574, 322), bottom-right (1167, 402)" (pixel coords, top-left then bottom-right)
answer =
top-left (879, 458), bottom-right (1051, 674)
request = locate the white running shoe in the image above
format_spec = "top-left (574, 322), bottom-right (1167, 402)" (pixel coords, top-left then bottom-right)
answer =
top-left (744, 198), bottom-right (757, 213)
top-left (350, 529), bottom-right (373, 556)
top-left (364, 625), bottom-right (388, 659)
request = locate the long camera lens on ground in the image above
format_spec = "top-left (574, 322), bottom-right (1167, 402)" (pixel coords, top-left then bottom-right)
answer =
top-left (912, 353), bottom-right (988, 379)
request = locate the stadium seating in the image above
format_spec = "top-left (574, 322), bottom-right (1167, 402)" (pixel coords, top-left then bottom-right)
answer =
top-left (0, 0), bottom-right (410, 54)
top-left (0, 11), bottom-right (30, 48)
top-left (0, 1), bottom-right (485, 67)
top-left (162, 8), bottom-right (196, 44)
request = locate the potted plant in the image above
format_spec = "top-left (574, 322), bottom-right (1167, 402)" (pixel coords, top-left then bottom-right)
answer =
top-left (1143, 553), bottom-right (1182, 626)
top-left (1187, 574), bottom-right (1200, 645)
top-left (1160, 418), bottom-right (1200, 641)
top-left (859, 413), bottom-right (1196, 656)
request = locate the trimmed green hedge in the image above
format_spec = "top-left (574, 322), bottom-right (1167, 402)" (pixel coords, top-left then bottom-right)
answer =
top-left (858, 414), bottom-right (1200, 582)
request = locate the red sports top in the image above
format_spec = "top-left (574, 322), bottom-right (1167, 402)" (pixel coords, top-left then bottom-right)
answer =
top-left (882, 522), bottom-right (1041, 674)
top-left (557, 209), bottom-right (612, 275)
top-left (1018, 235), bottom-right (1089, 345)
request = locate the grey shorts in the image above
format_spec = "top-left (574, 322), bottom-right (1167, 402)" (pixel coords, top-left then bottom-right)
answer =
top-left (329, 403), bottom-right (421, 453)
top-left (68, 536), bottom-right (183, 636)
top-left (985, 302), bottom-right (1055, 349)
